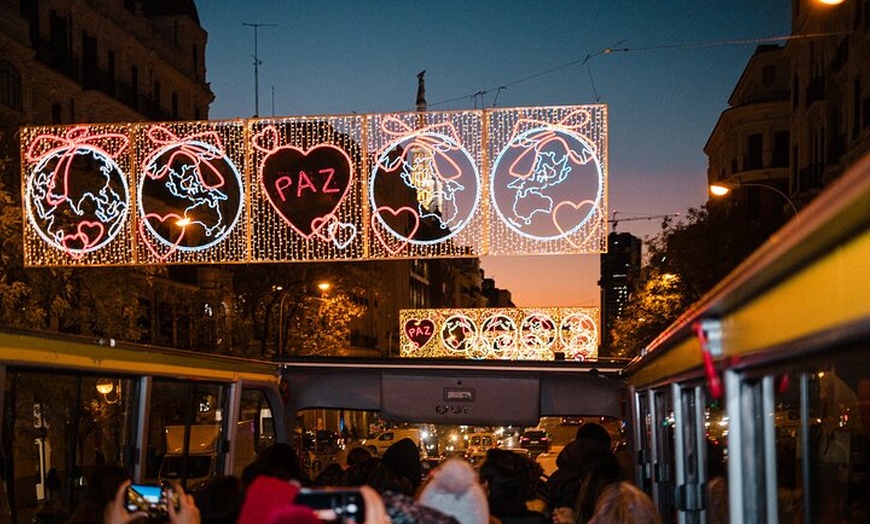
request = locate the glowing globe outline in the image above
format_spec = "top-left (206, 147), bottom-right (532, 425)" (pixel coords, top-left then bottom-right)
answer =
top-left (25, 145), bottom-right (129, 254)
top-left (439, 313), bottom-right (479, 355)
top-left (480, 313), bottom-right (518, 357)
top-left (138, 140), bottom-right (244, 252)
top-left (370, 131), bottom-right (481, 246)
top-left (519, 312), bottom-right (557, 351)
top-left (490, 126), bottom-right (603, 241)
top-left (558, 311), bottom-right (598, 358)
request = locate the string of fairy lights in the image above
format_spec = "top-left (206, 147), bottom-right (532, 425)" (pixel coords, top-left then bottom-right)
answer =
top-left (20, 105), bottom-right (607, 267)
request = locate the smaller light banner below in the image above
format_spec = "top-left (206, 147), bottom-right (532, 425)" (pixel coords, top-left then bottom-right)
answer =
top-left (400, 307), bottom-right (599, 361)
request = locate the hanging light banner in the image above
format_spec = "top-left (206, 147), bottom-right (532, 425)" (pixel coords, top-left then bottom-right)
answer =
top-left (20, 105), bottom-right (607, 266)
top-left (400, 307), bottom-right (599, 361)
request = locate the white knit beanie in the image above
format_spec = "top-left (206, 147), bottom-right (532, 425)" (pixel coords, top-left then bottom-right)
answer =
top-left (418, 458), bottom-right (489, 524)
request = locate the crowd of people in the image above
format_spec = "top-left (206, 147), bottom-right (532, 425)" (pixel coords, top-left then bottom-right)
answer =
top-left (54, 423), bottom-right (661, 524)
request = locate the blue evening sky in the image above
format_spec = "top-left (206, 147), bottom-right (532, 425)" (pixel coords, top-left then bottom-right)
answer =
top-left (197, 0), bottom-right (792, 307)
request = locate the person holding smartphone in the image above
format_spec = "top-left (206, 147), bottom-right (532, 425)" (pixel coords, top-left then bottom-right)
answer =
top-left (66, 464), bottom-right (200, 524)
top-left (112, 481), bottom-right (200, 524)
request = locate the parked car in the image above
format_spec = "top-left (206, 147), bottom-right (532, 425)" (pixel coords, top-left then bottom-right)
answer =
top-left (518, 428), bottom-right (551, 454)
top-left (359, 428), bottom-right (421, 456)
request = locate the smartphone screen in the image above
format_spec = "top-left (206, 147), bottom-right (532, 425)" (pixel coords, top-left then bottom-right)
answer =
top-left (295, 488), bottom-right (365, 524)
top-left (126, 484), bottom-right (166, 516)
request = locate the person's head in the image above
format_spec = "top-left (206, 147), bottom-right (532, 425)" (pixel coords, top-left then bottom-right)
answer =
top-left (241, 442), bottom-right (308, 487)
top-left (193, 475), bottom-right (243, 524)
top-left (67, 465), bottom-right (130, 523)
top-left (381, 437), bottom-right (422, 492)
top-left (314, 462), bottom-right (345, 487)
top-left (478, 449), bottom-right (544, 516)
top-left (574, 453), bottom-right (626, 523)
top-left (237, 475), bottom-right (319, 524)
top-left (344, 457), bottom-right (413, 495)
top-left (418, 458), bottom-right (489, 524)
top-left (576, 423), bottom-right (612, 449)
top-left (346, 446), bottom-right (373, 468)
top-left (587, 482), bottom-right (662, 524)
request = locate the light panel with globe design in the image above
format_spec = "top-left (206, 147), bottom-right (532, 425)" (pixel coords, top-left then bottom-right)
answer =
top-left (19, 105), bottom-right (607, 266)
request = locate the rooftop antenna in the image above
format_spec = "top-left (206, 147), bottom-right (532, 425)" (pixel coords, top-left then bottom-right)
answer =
top-left (242, 22), bottom-right (277, 117)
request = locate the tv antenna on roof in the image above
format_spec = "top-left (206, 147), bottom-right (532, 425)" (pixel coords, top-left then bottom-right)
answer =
top-left (608, 211), bottom-right (679, 230)
top-left (243, 22), bottom-right (277, 117)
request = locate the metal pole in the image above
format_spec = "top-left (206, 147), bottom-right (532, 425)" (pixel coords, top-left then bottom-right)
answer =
top-left (242, 23), bottom-right (276, 117)
top-left (739, 182), bottom-right (799, 217)
top-left (278, 292), bottom-right (289, 358)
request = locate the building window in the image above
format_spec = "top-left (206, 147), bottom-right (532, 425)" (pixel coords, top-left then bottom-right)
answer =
top-left (745, 133), bottom-right (763, 170)
top-left (0, 60), bottom-right (23, 111)
top-left (51, 103), bottom-right (62, 124)
top-left (762, 65), bottom-right (775, 87)
top-left (773, 131), bottom-right (789, 168)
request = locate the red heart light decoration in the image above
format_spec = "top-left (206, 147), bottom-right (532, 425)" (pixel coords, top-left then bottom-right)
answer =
top-left (60, 220), bottom-right (107, 258)
top-left (371, 206), bottom-right (420, 255)
top-left (404, 318), bottom-right (436, 348)
top-left (60, 233), bottom-right (89, 259)
top-left (260, 144), bottom-right (353, 239)
top-left (139, 212), bottom-right (186, 261)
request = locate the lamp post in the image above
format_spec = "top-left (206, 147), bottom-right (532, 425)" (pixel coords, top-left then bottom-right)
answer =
top-left (709, 181), bottom-right (798, 217)
top-left (277, 290), bottom-right (290, 359)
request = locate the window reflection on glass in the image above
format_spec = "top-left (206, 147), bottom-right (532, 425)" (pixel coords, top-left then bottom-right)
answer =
top-left (805, 352), bottom-right (868, 524)
top-left (233, 388), bottom-right (277, 477)
top-left (774, 371), bottom-right (803, 524)
top-left (4, 370), bottom-right (136, 523)
top-left (654, 390), bottom-right (675, 522)
top-left (146, 380), bottom-right (227, 489)
top-left (705, 400), bottom-right (728, 524)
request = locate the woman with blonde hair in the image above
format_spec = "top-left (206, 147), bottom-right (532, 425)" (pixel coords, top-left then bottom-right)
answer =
top-left (587, 482), bottom-right (661, 524)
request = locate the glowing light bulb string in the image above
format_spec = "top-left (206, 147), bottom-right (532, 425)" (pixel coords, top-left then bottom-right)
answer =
top-left (427, 31), bottom-right (851, 109)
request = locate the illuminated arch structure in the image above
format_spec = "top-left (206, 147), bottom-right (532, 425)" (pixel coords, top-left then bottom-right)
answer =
top-left (400, 307), bottom-right (599, 361)
top-left (20, 105), bottom-right (607, 266)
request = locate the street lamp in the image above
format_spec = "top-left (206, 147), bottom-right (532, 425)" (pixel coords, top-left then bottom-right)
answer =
top-left (709, 181), bottom-right (798, 217)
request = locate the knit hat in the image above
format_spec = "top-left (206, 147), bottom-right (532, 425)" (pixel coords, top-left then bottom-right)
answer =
top-left (237, 476), bottom-right (318, 524)
top-left (418, 458), bottom-right (489, 524)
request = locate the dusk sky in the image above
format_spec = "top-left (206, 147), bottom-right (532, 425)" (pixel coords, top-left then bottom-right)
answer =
top-left (197, 0), bottom-right (792, 308)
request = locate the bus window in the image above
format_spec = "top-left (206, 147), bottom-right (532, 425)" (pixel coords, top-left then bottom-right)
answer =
top-left (233, 388), bottom-right (277, 477)
top-left (705, 399), bottom-right (728, 524)
top-left (3, 370), bottom-right (137, 523)
top-left (147, 380), bottom-right (228, 490)
top-left (652, 389), bottom-right (675, 522)
top-left (804, 352), bottom-right (868, 524)
top-left (774, 371), bottom-right (803, 523)
top-left (291, 408), bottom-right (625, 485)
top-left (674, 385), bottom-right (704, 524)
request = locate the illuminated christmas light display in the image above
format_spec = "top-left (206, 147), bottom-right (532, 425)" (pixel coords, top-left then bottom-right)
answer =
top-left (22, 125), bottom-right (133, 265)
top-left (136, 123), bottom-right (246, 263)
top-left (20, 105), bottom-right (607, 266)
top-left (400, 307), bottom-right (599, 360)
